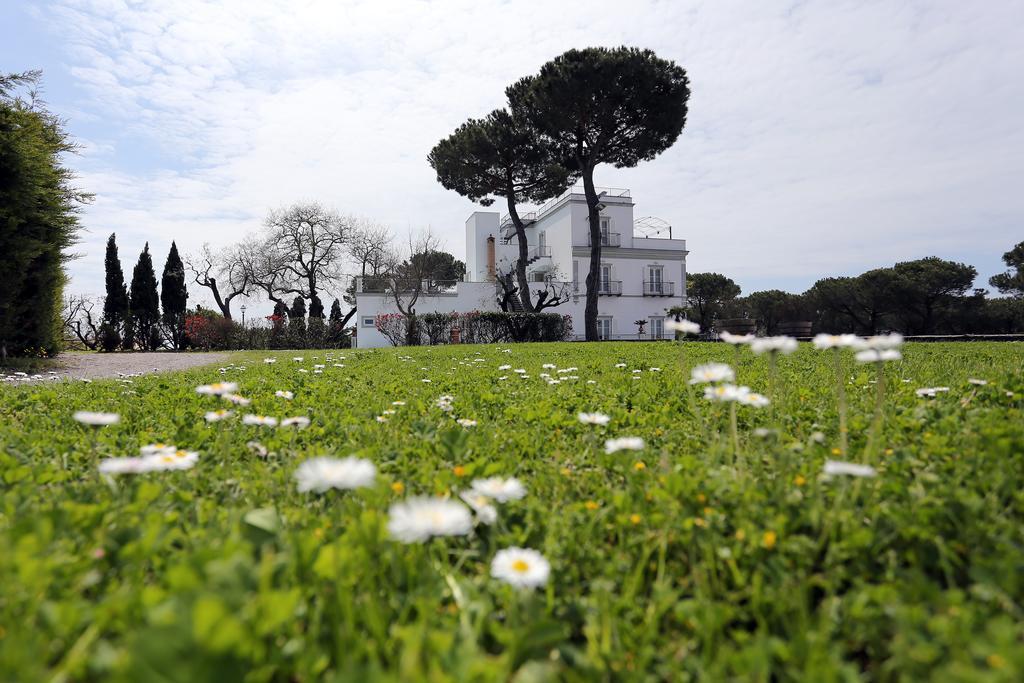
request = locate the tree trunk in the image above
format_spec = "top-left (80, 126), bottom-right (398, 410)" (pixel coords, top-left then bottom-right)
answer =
top-left (582, 168), bottom-right (602, 341)
top-left (506, 195), bottom-right (535, 312)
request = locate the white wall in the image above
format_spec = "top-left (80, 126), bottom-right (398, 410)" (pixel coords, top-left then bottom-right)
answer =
top-left (354, 282), bottom-right (498, 348)
top-left (465, 212), bottom-right (499, 283)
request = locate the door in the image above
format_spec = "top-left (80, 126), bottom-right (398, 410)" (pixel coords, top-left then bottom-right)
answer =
top-left (598, 317), bottom-right (612, 340)
top-left (650, 316), bottom-right (664, 339)
top-left (648, 266), bottom-right (663, 295)
top-left (600, 217), bottom-right (611, 245)
top-left (600, 264), bottom-right (611, 293)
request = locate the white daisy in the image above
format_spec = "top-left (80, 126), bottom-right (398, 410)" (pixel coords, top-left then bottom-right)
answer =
top-left (491, 547), bottom-right (550, 589)
top-left (750, 336), bottom-right (799, 355)
top-left (294, 456), bottom-right (376, 493)
top-left (387, 497), bottom-right (473, 543)
top-left (459, 490), bottom-right (498, 525)
top-left (737, 391), bottom-right (770, 408)
top-left (666, 319), bottom-right (701, 336)
top-left (719, 331), bottom-right (754, 345)
top-left (823, 460), bottom-right (877, 478)
top-left (855, 349), bottom-right (903, 363)
top-left (242, 415), bottom-right (278, 427)
top-left (280, 416), bottom-right (311, 429)
top-left (222, 393), bottom-right (252, 406)
top-left (145, 449), bottom-right (199, 471)
top-left (689, 363), bottom-right (735, 385)
top-left (855, 333), bottom-right (903, 350)
top-left (498, 365), bottom-right (512, 371)
top-left (469, 477), bottom-right (526, 502)
top-left (703, 384), bottom-right (745, 402)
top-left (604, 437), bottom-right (645, 454)
top-left (275, 390), bottom-right (294, 400)
top-left (204, 409), bottom-right (234, 423)
top-left (812, 333), bottom-right (860, 349)
top-left (456, 418), bottom-right (477, 428)
top-left (195, 382), bottom-right (238, 396)
top-left (263, 358), bottom-right (277, 364)
top-left (73, 411), bottom-right (120, 426)
top-left (139, 443), bottom-right (177, 456)
top-left (577, 412), bottom-right (611, 426)
top-left (968, 378), bottom-right (988, 386)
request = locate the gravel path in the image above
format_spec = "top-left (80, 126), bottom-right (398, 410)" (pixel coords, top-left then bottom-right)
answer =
top-left (3, 351), bottom-right (235, 384)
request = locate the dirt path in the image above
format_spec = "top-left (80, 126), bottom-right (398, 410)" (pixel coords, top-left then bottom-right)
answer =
top-left (3, 351), bottom-right (235, 383)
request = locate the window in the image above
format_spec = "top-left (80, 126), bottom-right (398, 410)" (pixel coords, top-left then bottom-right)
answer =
top-left (572, 260), bottom-right (579, 287)
top-left (598, 317), bottom-right (613, 340)
top-left (649, 316), bottom-right (665, 339)
top-left (362, 316), bottom-right (375, 328)
top-left (600, 264), bottom-right (611, 288)
top-left (647, 266), bottom-right (664, 295)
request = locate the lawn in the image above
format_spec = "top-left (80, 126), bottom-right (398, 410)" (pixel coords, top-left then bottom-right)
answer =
top-left (1, 341), bottom-right (1023, 682)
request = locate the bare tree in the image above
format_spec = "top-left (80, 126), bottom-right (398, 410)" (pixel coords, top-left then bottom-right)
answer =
top-left (62, 295), bottom-right (101, 350)
top-left (348, 221), bottom-right (396, 277)
top-left (495, 271), bottom-right (570, 313)
top-left (261, 202), bottom-right (356, 305)
top-left (383, 229), bottom-right (445, 345)
top-left (185, 244), bottom-right (250, 319)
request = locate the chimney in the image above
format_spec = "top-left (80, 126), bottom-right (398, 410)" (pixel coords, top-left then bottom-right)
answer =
top-left (486, 235), bottom-right (496, 282)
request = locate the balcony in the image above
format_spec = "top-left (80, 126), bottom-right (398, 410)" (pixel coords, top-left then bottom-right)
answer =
top-left (598, 280), bottom-right (622, 296)
top-left (643, 281), bottom-right (675, 297)
top-left (587, 232), bottom-right (621, 247)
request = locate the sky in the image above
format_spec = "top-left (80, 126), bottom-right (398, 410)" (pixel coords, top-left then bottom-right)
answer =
top-left (3, 0), bottom-right (1022, 312)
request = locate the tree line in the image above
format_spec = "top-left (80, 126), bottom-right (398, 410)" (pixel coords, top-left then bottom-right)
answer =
top-left (428, 46), bottom-right (691, 340)
top-left (681, 246), bottom-right (1024, 336)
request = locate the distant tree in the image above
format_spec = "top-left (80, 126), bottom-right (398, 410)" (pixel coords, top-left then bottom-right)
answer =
top-left (101, 233), bottom-right (130, 350)
top-left (272, 300), bottom-right (289, 319)
top-left (686, 273), bottom-right (741, 330)
top-left (62, 295), bottom-right (101, 350)
top-left (990, 241), bottom-right (1024, 297)
top-left (508, 47), bottom-right (690, 340)
top-left (160, 241), bottom-right (188, 349)
top-left (806, 269), bottom-right (899, 335)
top-left (744, 290), bottom-right (808, 335)
top-left (129, 243), bottom-right (161, 350)
top-left (428, 108), bottom-right (574, 311)
top-left (185, 243), bottom-right (249, 319)
top-left (891, 257), bottom-right (977, 334)
top-left (308, 294), bottom-right (324, 319)
top-left (0, 70), bottom-right (89, 359)
top-left (289, 295), bottom-right (306, 320)
top-left (405, 250), bottom-right (467, 285)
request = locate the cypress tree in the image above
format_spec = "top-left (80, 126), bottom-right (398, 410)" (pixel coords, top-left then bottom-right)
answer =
top-left (102, 234), bottom-right (128, 325)
top-left (329, 298), bottom-right (342, 326)
top-left (160, 241), bottom-right (188, 349)
top-left (309, 294), bottom-right (324, 319)
top-left (130, 243), bottom-right (161, 350)
top-left (290, 296), bottom-right (306, 320)
top-left (0, 71), bottom-right (87, 359)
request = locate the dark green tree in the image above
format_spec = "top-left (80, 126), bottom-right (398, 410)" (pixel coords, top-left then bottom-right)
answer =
top-left (989, 241), bottom-right (1024, 297)
top-left (272, 300), bottom-right (289, 320)
top-left (403, 250), bottom-right (467, 284)
top-left (428, 109), bottom-right (574, 311)
top-left (0, 71), bottom-right (88, 359)
top-left (806, 269), bottom-right (898, 334)
top-left (101, 233), bottom-right (130, 351)
top-left (160, 241), bottom-right (188, 349)
top-left (686, 273), bottom-right (741, 330)
top-left (308, 294), bottom-right (324, 319)
top-left (129, 243), bottom-right (161, 350)
top-left (290, 296), bottom-right (306, 320)
top-left (508, 47), bottom-right (690, 340)
top-left (744, 290), bottom-right (809, 335)
top-left (891, 257), bottom-right (977, 334)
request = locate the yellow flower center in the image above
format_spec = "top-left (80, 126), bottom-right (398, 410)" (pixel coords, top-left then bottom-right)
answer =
top-left (511, 559), bottom-right (530, 573)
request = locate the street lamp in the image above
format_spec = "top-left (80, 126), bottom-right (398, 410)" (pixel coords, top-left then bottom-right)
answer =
top-left (240, 304), bottom-right (247, 326)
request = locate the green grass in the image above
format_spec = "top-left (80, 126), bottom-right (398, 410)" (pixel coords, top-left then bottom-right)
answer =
top-left (1, 341), bottom-right (1023, 682)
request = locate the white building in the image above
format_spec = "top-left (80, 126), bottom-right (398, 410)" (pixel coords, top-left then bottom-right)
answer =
top-left (354, 186), bottom-right (688, 348)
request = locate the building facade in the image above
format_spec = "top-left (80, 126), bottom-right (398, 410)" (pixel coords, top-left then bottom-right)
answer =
top-left (354, 187), bottom-right (688, 348)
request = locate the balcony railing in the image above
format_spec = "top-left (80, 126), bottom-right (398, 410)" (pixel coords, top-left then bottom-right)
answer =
top-left (598, 280), bottom-right (622, 296)
top-left (588, 232), bottom-right (621, 247)
top-left (642, 281), bottom-right (675, 296)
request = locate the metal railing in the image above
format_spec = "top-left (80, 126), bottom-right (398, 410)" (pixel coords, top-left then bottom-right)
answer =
top-left (498, 211), bottom-right (537, 233)
top-left (597, 280), bottom-right (622, 296)
top-left (355, 277), bottom-right (459, 294)
top-left (642, 281), bottom-right (675, 296)
top-left (501, 186), bottom-right (632, 227)
top-left (588, 232), bottom-right (621, 247)
top-left (528, 245), bottom-right (551, 260)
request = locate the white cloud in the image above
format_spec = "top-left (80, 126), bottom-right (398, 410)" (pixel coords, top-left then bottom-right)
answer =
top-left (26, 0), bottom-right (1024, 305)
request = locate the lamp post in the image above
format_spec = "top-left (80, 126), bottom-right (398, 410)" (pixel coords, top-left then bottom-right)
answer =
top-left (240, 304), bottom-right (247, 326)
